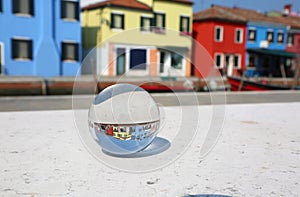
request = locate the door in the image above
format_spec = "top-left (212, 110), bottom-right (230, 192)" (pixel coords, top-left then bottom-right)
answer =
top-left (159, 50), bottom-right (170, 76)
top-left (226, 54), bottom-right (234, 76)
top-left (129, 49), bottom-right (146, 70)
top-left (116, 48), bottom-right (126, 75)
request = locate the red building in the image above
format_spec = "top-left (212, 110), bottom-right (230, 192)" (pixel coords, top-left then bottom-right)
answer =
top-left (284, 18), bottom-right (300, 56)
top-left (193, 5), bottom-right (247, 78)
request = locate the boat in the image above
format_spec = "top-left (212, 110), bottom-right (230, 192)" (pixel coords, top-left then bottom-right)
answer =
top-left (227, 76), bottom-right (290, 91)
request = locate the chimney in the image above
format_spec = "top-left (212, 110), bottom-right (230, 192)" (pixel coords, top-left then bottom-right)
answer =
top-left (283, 4), bottom-right (292, 16)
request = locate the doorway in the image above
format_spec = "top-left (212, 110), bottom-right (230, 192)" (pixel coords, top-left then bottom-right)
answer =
top-left (116, 48), bottom-right (126, 75)
top-left (225, 54), bottom-right (233, 76)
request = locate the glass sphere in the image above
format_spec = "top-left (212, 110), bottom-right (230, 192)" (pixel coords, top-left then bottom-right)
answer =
top-left (88, 84), bottom-right (160, 156)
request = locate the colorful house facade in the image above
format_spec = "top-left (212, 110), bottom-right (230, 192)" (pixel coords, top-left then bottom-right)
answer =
top-left (227, 7), bottom-right (295, 78)
top-left (193, 5), bottom-right (247, 78)
top-left (0, 0), bottom-right (81, 77)
top-left (193, 5), bottom-right (298, 78)
top-left (81, 0), bottom-right (193, 77)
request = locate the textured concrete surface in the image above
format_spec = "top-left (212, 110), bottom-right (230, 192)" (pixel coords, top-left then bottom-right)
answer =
top-left (0, 103), bottom-right (299, 196)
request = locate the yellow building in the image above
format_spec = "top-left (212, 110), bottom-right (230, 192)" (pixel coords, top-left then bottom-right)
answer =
top-left (81, 0), bottom-right (193, 77)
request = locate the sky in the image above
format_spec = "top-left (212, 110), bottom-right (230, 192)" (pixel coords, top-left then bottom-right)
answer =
top-left (81, 0), bottom-right (300, 13)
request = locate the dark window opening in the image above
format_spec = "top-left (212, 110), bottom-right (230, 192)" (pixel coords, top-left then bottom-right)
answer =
top-left (110, 13), bottom-right (124, 29)
top-left (287, 34), bottom-right (294, 46)
top-left (277, 32), bottom-right (284, 44)
top-left (62, 42), bottom-right (79, 61)
top-left (129, 49), bottom-right (146, 70)
top-left (12, 39), bottom-right (33, 60)
top-left (13, 0), bottom-right (34, 16)
top-left (266, 31), bottom-right (274, 43)
top-left (61, 0), bottom-right (79, 21)
top-left (248, 29), bottom-right (256, 41)
top-left (140, 16), bottom-right (152, 32)
top-left (180, 16), bottom-right (190, 33)
top-left (154, 13), bottom-right (165, 31)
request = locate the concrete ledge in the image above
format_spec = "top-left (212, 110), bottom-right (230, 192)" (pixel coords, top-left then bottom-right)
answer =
top-left (0, 91), bottom-right (299, 111)
top-left (0, 103), bottom-right (299, 196)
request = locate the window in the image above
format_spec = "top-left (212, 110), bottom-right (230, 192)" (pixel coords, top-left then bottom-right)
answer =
top-left (180, 16), bottom-right (190, 33)
top-left (234, 55), bottom-right (241, 68)
top-left (248, 29), bottom-right (256, 41)
top-left (0, 0), bottom-right (2, 13)
top-left (215, 26), bottom-right (223, 42)
top-left (12, 39), bottom-right (33, 60)
top-left (140, 16), bottom-right (152, 32)
top-left (277, 32), bottom-right (284, 44)
top-left (171, 53), bottom-right (183, 69)
top-left (248, 55), bottom-right (257, 68)
top-left (235, 28), bottom-right (243, 43)
top-left (129, 49), bottom-right (146, 70)
top-left (61, 0), bottom-right (79, 21)
top-left (116, 48), bottom-right (126, 75)
top-left (215, 54), bottom-right (222, 68)
top-left (111, 13), bottom-right (124, 30)
top-left (287, 34), bottom-right (294, 46)
top-left (13, 0), bottom-right (34, 16)
top-left (266, 30), bottom-right (274, 43)
top-left (159, 51), bottom-right (166, 73)
top-left (62, 42), bottom-right (78, 61)
top-left (154, 13), bottom-right (165, 31)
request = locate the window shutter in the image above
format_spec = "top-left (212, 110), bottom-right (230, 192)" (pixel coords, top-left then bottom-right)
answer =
top-left (121, 14), bottom-right (124, 29)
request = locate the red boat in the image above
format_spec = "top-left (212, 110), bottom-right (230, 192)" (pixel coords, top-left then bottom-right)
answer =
top-left (227, 76), bottom-right (290, 91)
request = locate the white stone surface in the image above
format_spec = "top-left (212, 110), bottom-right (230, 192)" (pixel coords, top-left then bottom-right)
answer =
top-left (0, 103), bottom-right (299, 196)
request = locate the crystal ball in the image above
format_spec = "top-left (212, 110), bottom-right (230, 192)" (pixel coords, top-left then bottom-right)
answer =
top-left (88, 84), bottom-right (160, 156)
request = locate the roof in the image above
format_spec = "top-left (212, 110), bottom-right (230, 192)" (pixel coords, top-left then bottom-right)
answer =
top-left (81, 0), bottom-right (152, 11)
top-left (194, 5), bottom-right (287, 26)
top-left (193, 5), bottom-right (247, 23)
top-left (274, 15), bottom-right (300, 29)
top-left (155, 0), bottom-right (193, 5)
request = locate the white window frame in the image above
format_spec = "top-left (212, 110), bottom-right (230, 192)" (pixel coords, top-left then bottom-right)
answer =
top-left (158, 50), bottom-right (186, 77)
top-left (215, 26), bottom-right (224, 42)
top-left (0, 42), bottom-right (4, 75)
top-left (234, 54), bottom-right (241, 69)
top-left (214, 53), bottom-right (223, 68)
top-left (235, 28), bottom-right (243, 44)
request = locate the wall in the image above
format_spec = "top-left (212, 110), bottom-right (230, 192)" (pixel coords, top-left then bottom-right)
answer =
top-left (193, 20), bottom-right (246, 77)
top-left (286, 32), bottom-right (300, 54)
top-left (0, 0), bottom-right (81, 77)
top-left (246, 22), bottom-right (287, 50)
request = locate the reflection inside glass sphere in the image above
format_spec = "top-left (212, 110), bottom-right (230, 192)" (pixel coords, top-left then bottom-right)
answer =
top-left (88, 84), bottom-right (160, 156)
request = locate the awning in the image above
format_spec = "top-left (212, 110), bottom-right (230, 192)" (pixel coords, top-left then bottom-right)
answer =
top-left (158, 46), bottom-right (189, 55)
top-left (247, 49), bottom-right (296, 58)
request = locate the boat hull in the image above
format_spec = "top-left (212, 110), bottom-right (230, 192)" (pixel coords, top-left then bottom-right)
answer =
top-left (227, 76), bottom-right (290, 91)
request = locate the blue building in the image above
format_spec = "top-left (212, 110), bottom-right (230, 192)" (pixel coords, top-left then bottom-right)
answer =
top-left (245, 21), bottom-right (296, 77)
top-left (0, 0), bottom-right (81, 77)
top-left (245, 22), bottom-right (295, 77)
